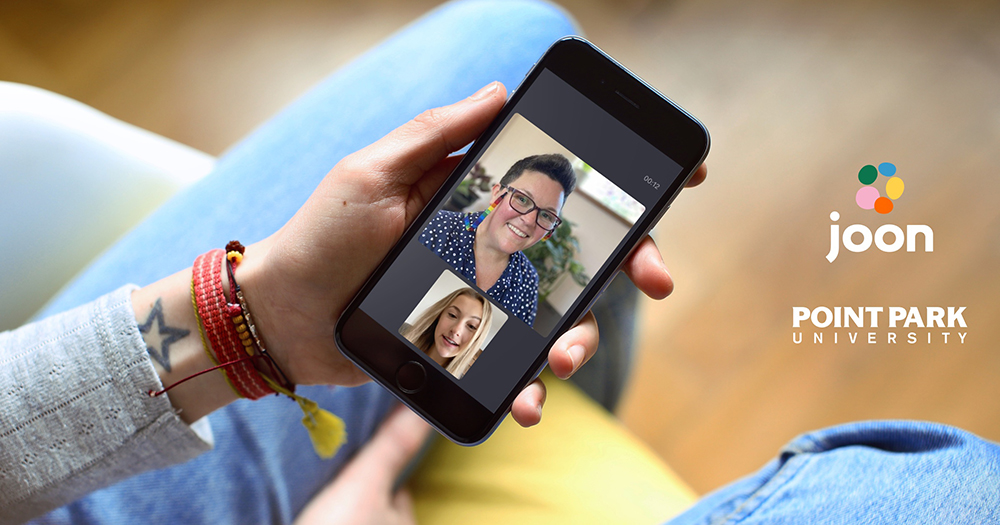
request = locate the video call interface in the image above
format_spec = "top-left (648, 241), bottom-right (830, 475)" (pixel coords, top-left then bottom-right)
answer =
top-left (360, 69), bottom-right (683, 411)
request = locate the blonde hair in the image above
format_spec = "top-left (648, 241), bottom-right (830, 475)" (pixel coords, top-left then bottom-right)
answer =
top-left (401, 288), bottom-right (493, 379)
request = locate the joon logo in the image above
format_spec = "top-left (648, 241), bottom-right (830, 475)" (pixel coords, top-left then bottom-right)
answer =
top-left (856, 162), bottom-right (904, 214)
top-left (826, 163), bottom-right (933, 262)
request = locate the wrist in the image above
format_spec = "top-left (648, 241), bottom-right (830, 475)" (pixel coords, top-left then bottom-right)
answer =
top-left (228, 241), bottom-right (291, 383)
top-left (133, 268), bottom-right (239, 424)
top-left (136, 245), bottom-right (348, 459)
top-left (211, 235), bottom-right (371, 387)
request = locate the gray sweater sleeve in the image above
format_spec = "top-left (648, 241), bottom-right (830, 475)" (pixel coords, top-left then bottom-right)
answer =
top-left (0, 285), bottom-right (213, 524)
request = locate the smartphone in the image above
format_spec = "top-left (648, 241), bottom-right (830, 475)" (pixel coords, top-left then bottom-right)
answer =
top-left (336, 37), bottom-right (709, 445)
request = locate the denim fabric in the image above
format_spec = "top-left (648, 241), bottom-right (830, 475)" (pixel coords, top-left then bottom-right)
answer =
top-left (32, 1), bottom-right (577, 524)
top-left (28, 2), bottom-right (997, 523)
top-left (35, 0), bottom-right (577, 320)
top-left (666, 420), bottom-right (1000, 525)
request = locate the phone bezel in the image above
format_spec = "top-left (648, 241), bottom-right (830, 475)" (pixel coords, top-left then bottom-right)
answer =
top-left (335, 37), bottom-right (710, 445)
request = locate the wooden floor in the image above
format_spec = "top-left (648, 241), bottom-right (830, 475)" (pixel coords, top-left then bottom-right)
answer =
top-left (3, 0), bottom-right (998, 495)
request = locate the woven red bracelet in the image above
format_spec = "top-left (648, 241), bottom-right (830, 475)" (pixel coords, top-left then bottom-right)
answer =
top-left (157, 244), bottom-right (346, 459)
top-left (193, 248), bottom-right (273, 399)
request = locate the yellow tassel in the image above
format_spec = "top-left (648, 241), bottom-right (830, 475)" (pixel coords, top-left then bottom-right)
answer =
top-left (262, 376), bottom-right (346, 459)
top-left (296, 397), bottom-right (347, 459)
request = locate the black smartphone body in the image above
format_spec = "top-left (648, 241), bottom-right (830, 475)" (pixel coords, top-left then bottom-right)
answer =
top-left (336, 37), bottom-right (709, 445)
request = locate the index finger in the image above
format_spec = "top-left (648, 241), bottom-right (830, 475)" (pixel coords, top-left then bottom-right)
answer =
top-left (685, 163), bottom-right (708, 188)
top-left (622, 236), bottom-right (673, 300)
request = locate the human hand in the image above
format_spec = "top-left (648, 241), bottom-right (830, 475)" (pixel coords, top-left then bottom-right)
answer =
top-left (241, 81), bottom-right (509, 388)
top-left (294, 406), bottom-right (431, 525)
top-left (240, 81), bottom-right (708, 426)
top-left (509, 163), bottom-right (707, 426)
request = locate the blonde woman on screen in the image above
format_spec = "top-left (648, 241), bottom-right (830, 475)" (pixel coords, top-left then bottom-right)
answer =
top-left (401, 288), bottom-right (493, 379)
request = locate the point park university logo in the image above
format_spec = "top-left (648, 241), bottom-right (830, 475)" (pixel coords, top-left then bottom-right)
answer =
top-left (796, 163), bottom-right (965, 348)
top-left (826, 162), bottom-right (931, 263)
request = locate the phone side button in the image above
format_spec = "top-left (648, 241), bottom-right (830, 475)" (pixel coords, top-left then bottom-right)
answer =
top-left (396, 361), bottom-right (427, 394)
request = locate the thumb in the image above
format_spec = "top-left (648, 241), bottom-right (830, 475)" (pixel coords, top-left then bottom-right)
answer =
top-left (352, 81), bottom-right (507, 186)
top-left (340, 405), bottom-right (433, 491)
top-left (392, 488), bottom-right (416, 522)
top-left (293, 407), bottom-right (431, 525)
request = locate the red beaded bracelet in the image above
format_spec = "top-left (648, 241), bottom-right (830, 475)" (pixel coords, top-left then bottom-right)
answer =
top-left (149, 242), bottom-right (346, 458)
top-left (224, 241), bottom-right (293, 392)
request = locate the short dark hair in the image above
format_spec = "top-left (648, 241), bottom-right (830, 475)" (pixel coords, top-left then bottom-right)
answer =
top-left (499, 154), bottom-right (576, 197)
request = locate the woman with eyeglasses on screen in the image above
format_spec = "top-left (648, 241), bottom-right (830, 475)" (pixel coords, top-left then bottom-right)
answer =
top-left (419, 154), bottom-right (576, 327)
top-left (400, 287), bottom-right (494, 379)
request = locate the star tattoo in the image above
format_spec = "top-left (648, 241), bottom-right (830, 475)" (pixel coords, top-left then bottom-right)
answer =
top-left (137, 298), bottom-right (190, 373)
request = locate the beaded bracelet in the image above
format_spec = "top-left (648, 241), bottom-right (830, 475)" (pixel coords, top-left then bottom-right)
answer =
top-left (220, 242), bottom-right (345, 457)
top-left (148, 242), bottom-right (346, 458)
top-left (224, 241), bottom-right (293, 392)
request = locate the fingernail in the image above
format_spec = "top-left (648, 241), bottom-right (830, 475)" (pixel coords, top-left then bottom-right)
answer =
top-left (567, 344), bottom-right (585, 372)
top-left (469, 81), bottom-right (499, 101)
top-left (535, 403), bottom-right (543, 420)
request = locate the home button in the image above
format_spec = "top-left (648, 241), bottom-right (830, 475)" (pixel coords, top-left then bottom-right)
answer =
top-left (396, 361), bottom-right (427, 394)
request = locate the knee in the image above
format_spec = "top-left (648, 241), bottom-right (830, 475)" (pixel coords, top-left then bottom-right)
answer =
top-left (773, 421), bottom-right (1000, 522)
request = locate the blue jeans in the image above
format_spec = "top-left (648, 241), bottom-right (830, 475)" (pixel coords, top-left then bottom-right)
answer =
top-left (667, 421), bottom-right (999, 524)
top-left (33, 1), bottom-right (999, 523)
top-left (35, 2), bottom-right (578, 523)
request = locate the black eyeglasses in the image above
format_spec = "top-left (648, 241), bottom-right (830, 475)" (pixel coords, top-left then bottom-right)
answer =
top-left (501, 186), bottom-right (562, 231)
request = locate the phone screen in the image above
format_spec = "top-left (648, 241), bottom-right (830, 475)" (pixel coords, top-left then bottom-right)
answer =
top-left (355, 68), bottom-right (685, 412)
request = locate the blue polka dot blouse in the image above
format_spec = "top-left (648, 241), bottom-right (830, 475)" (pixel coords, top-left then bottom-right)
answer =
top-left (419, 210), bottom-right (539, 327)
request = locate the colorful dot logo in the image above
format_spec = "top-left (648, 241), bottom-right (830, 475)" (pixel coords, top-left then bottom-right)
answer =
top-left (856, 162), bottom-right (904, 214)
